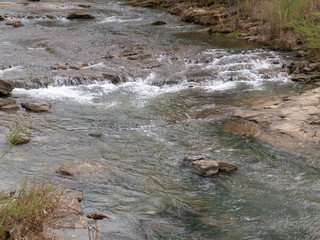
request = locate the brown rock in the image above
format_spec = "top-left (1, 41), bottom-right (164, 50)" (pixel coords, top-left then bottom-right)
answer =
top-left (0, 78), bottom-right (14, 95)
top-left (151, 21), bottom-right (166, 25)
top-left (89, 132), bottom-right (102, 137)
top-left (56, 158), bottom-right (114, 182)
top-left (87, 212), bottom-right (116, 220)
top-left (11, 134), bottom-right (30, 145)
top-left (119, 50), bottom-right (141, 57)
top-left (0, 98), bottom-right (19, 111)
top-left (0, 15), bottom-right (4, 21)
top-left (5, 20), bottom-right (24, 27)
top-left (185, 155), bottom-right (237, 176)
top-left (67, 11), bottom-right (95, 20)
top-left (102, 73), bottom-right (121, 84)
top-left (21, 101), bottom-right (51, 112)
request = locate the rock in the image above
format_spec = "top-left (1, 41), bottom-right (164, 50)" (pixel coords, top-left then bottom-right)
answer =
top-left (78, 4), bottom-right (92, 8)
top-left (0, 15), bottom-right (4, 21)
top-left (21, 101), bottom-right (51, 112)
top-left (0, 189), bottom-right (15, 200)
top-left (119, 50), bottom-right (141, 58)
top-left (89, 132), bottom-right (102, 137)
top-left (308, 62), bottom-right (320, 72)
top-left (87, 213), bottom-right (116, 220)
top-left (102, 73), bottom-right (121, 84)
top-left (56, 158), bottom-right (114, 182)
top-left (185, 155), bottom-right (237, 176)
top-left (290, 73), bottom-right (320, 83)
top-left (0, 98), bottom-right (19, 111)
top-left (67, 11), bottom-right (95, 20)
top-left (151, 21), bottom-right (166, 25)
top-left (0, 78), bottom-right (14, 96)
top-left (11, 134), bottom-right (30, 145)
top-left (5, 20), bottom-right (24, 27)
top-left (28, 0), bottom-right (41, 1)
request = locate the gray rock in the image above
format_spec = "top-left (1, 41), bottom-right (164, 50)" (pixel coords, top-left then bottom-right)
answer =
top-left (0, 78), bottom-right (13, 95)
top-left (21, 101), bottom-right (51, 112)
top-left (56, 158), bottom-right (115, 182)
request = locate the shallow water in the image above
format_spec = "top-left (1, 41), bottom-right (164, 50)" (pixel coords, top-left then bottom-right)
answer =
top-left (1, 1), bottom-right (320, 239)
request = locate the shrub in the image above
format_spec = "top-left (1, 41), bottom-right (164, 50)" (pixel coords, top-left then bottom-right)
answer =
top-left (0, 179), bottom-right (62, 240)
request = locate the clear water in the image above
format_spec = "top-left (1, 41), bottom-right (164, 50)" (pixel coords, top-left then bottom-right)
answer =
top-left (0, 1), bottom-right (320, 239)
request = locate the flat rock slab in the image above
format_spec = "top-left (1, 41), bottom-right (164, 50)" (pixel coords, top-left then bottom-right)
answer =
top-left (0, 98), bottom-right (19, 111)
top-left (56, 158), bottom-right (115, 182)
top-left (185, 155), bottom-right (237, 176)
top-left (21, 101), bottom-right (51, 112)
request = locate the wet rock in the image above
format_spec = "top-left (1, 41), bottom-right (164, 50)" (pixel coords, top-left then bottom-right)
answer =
top-left (11, 134), bottom-right (30, 145)
top-left (308, 62), bottom-right (320, 72)
top-left (21, 101), bottom-right (51, 112)
top-left (0, 98), bottom-right (19, 111)
top-left (102, 73), bottom-right (121, 84)
top-left (67, 11), bottom-right (95, 20)
top-left (56, 158), bottom-right (114, 182)
top-left (0, 78), bottom-right (14, 96)
top-left (151, 20), bottom-right (166, 25)
top-left (46, 15), bottom-right (56, 19)
top-left (0, 15), bottom-right (4, 21)
top-left (89, 132), bottom-right (102, 137)
top-left (28, 0), bottom-right (41, 1)
top-left (5, 20), bottom-right (24, 27)
top-left (290, 73), bottom-right (320, 83)
top-left (87, 213), bottom-right (116, 220)
top-left (185, 155), bottom-right (237, 176)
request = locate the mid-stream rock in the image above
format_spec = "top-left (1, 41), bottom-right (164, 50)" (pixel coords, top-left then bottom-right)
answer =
top-left (102, 73), bottom-right (121, 84)
top-left (56, 158), bottom-right (115, 182)
top-left (0, 79), bottom-right (13, 96)
top-left (67, 11), bottom-right (95, 20)
top-left (0, 98), bottom-right (19, 111)
top-left (184, 155), bottom-right (237, 176)
top-left (21, 102), bottom-right (51, 112)
top-left (5, 20), bottom-right (24, 27)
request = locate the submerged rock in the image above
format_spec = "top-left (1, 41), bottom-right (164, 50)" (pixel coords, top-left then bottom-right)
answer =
top-left (89, 132), bottom-right (102, 137)
top-left (0, 78), bottom-right (14, 96)
top-left (21, 102), bottom-right (51, 112)
top-left (56, 158), bottom-right (115, 182)
top-left (67, 11), bottom-right (95, 20)
top-left (87, 212), bottom-right (116, 220)
top-left (184, 155), bottom-right (237, 176)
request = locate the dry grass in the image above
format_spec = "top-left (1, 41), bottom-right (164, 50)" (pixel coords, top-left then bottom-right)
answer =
top-left (0, 179), bottom-right (62, 240)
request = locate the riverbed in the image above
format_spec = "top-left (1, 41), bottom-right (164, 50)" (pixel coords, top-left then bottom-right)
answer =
top-left (1, 1), bottom-right (320, 239)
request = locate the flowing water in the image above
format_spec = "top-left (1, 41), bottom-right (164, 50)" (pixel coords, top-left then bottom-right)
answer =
top-left (1, 1), bottom-right (320, 239)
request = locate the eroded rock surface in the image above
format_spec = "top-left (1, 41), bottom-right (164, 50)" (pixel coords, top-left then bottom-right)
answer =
top-left (230, 87), bottom-right (320, 145)
top-left (0, 78), bottom-right (13, 95)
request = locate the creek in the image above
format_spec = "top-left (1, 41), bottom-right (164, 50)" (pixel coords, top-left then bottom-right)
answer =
top-left (0, 1), bottom-right (320, 239)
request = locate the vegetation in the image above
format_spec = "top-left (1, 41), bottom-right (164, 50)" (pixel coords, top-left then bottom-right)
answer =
top-left (0, 179), bottom-right (62, 240)
top-left (0, 117), bottom-right (62, 240)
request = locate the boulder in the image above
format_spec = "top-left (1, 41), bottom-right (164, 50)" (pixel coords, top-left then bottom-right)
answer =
top-left (0, 78), bottom-right (14, 95)
top-left (184, 155), bottom-right (237, 176)
top-left (56, 158), bottom-right (115, 182)
top-left (0, 98), bottom-right (19, 111)
top-left (21, 101), bottom-right (51, 112)
top-left (5, 20), bottom-right (24, 27)
top-left (67, 11), bottom-right (95, 20)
